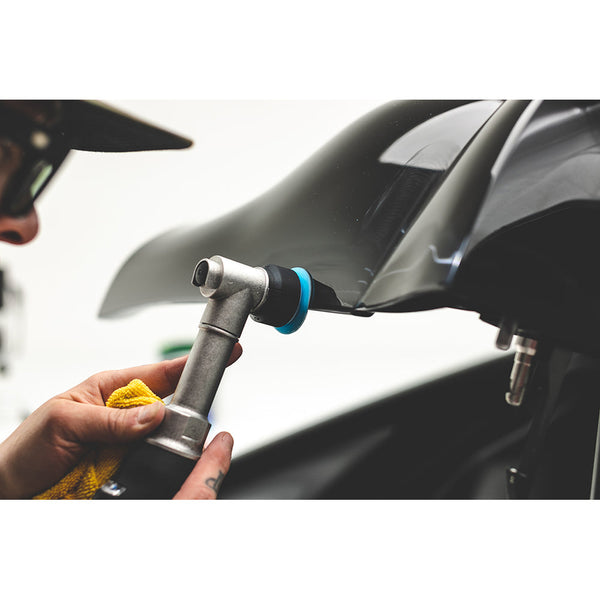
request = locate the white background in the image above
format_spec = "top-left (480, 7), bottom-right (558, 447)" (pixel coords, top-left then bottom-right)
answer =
top-left (0, 100), bottom-right (504, 453)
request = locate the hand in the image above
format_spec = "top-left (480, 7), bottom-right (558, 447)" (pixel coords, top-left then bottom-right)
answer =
top-left (0, 344), bottom-right (242, 499)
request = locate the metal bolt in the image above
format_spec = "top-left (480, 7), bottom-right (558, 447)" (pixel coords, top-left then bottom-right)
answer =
top-left (505, 337), bottom-right (538, 406)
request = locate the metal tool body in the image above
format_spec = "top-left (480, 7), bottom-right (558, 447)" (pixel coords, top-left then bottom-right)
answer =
top-left (146, 256), bottom-right (268, 460)
top-left (94, 255), bottom-right (311, 499)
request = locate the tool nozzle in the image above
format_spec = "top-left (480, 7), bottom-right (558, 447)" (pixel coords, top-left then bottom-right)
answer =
top-left (192, 258), bottom-right (224, 294)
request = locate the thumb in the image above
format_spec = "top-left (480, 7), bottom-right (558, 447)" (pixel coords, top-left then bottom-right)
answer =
top-left (61, 400), bottom-right (166, 444)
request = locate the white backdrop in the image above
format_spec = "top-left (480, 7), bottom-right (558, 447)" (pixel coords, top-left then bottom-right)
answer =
top-left (0, 100), bottom-right (505, 454)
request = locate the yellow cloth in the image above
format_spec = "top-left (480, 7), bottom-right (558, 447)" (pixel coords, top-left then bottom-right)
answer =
top-left (34, 379), bottom-right (163, 500)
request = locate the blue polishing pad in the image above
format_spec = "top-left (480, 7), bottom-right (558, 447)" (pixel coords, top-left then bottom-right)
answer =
top-left (275, 267), bottom-right (312, 334)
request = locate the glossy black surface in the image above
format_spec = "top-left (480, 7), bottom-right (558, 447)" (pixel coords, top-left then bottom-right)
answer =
top-left (101, 100), bottom-right (600, 352)
top-left (453, 101), bottom-right (600, 352)
top-left (359, 100), bottom-right (529, 311)
top-left (100, 100), bottom-right (501, 317)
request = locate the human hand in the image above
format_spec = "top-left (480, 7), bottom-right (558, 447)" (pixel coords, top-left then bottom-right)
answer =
top-left (0, 344), bottom-right (242, 499)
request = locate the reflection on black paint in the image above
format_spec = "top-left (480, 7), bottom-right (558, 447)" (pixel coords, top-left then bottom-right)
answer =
top-left (101, 100), bottom-right (500, 318)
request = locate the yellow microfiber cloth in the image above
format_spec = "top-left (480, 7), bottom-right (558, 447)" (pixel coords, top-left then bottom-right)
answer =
top-left (34, 379), bottom-right (163, 500)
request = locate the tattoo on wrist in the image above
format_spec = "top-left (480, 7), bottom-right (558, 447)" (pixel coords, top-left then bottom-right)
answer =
top-left (205, 470), bottom-right (225, 492)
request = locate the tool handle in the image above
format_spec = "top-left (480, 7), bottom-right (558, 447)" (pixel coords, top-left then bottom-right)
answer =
top-left (93, 442), bottom-right (197, 499)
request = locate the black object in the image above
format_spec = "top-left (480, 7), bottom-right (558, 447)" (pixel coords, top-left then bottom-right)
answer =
top-left (524, 353), bottom-right (600, 499)
top-left (0, 100), bottom-right (192, 217)
top-left (215, 351), bottom-right (600, 500)
top-left (251, 265), bottom-right (303, 327)
top-left (93, 442), bottom-right (196, 499)
top-left (58, 100), bottom-right (192, 153)
top-left (100, 100), bottom-right (600, 355)
top-left (219, 355), bottom-right (525, 499)
top-left (0, 104), bottom-right (70, 216)
top-left (100, 100), bottom-right (503, 318)
top-left (506, 467), bottom-right (529, 499)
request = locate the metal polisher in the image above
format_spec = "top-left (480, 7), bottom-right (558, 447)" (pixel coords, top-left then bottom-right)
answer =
top-left (93, 256), bottom-right (314, 499)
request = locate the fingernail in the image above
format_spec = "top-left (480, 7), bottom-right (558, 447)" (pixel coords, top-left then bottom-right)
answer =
top-left (220, 432), bottom-right (234, 451)
top-left (137, 402), bottom-right (162, 424)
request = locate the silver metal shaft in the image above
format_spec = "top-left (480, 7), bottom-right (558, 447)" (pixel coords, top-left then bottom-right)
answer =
top-left (146, 256), bottom-right (268, 460)
top-left (505, 336), bottom-right (538, 407)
